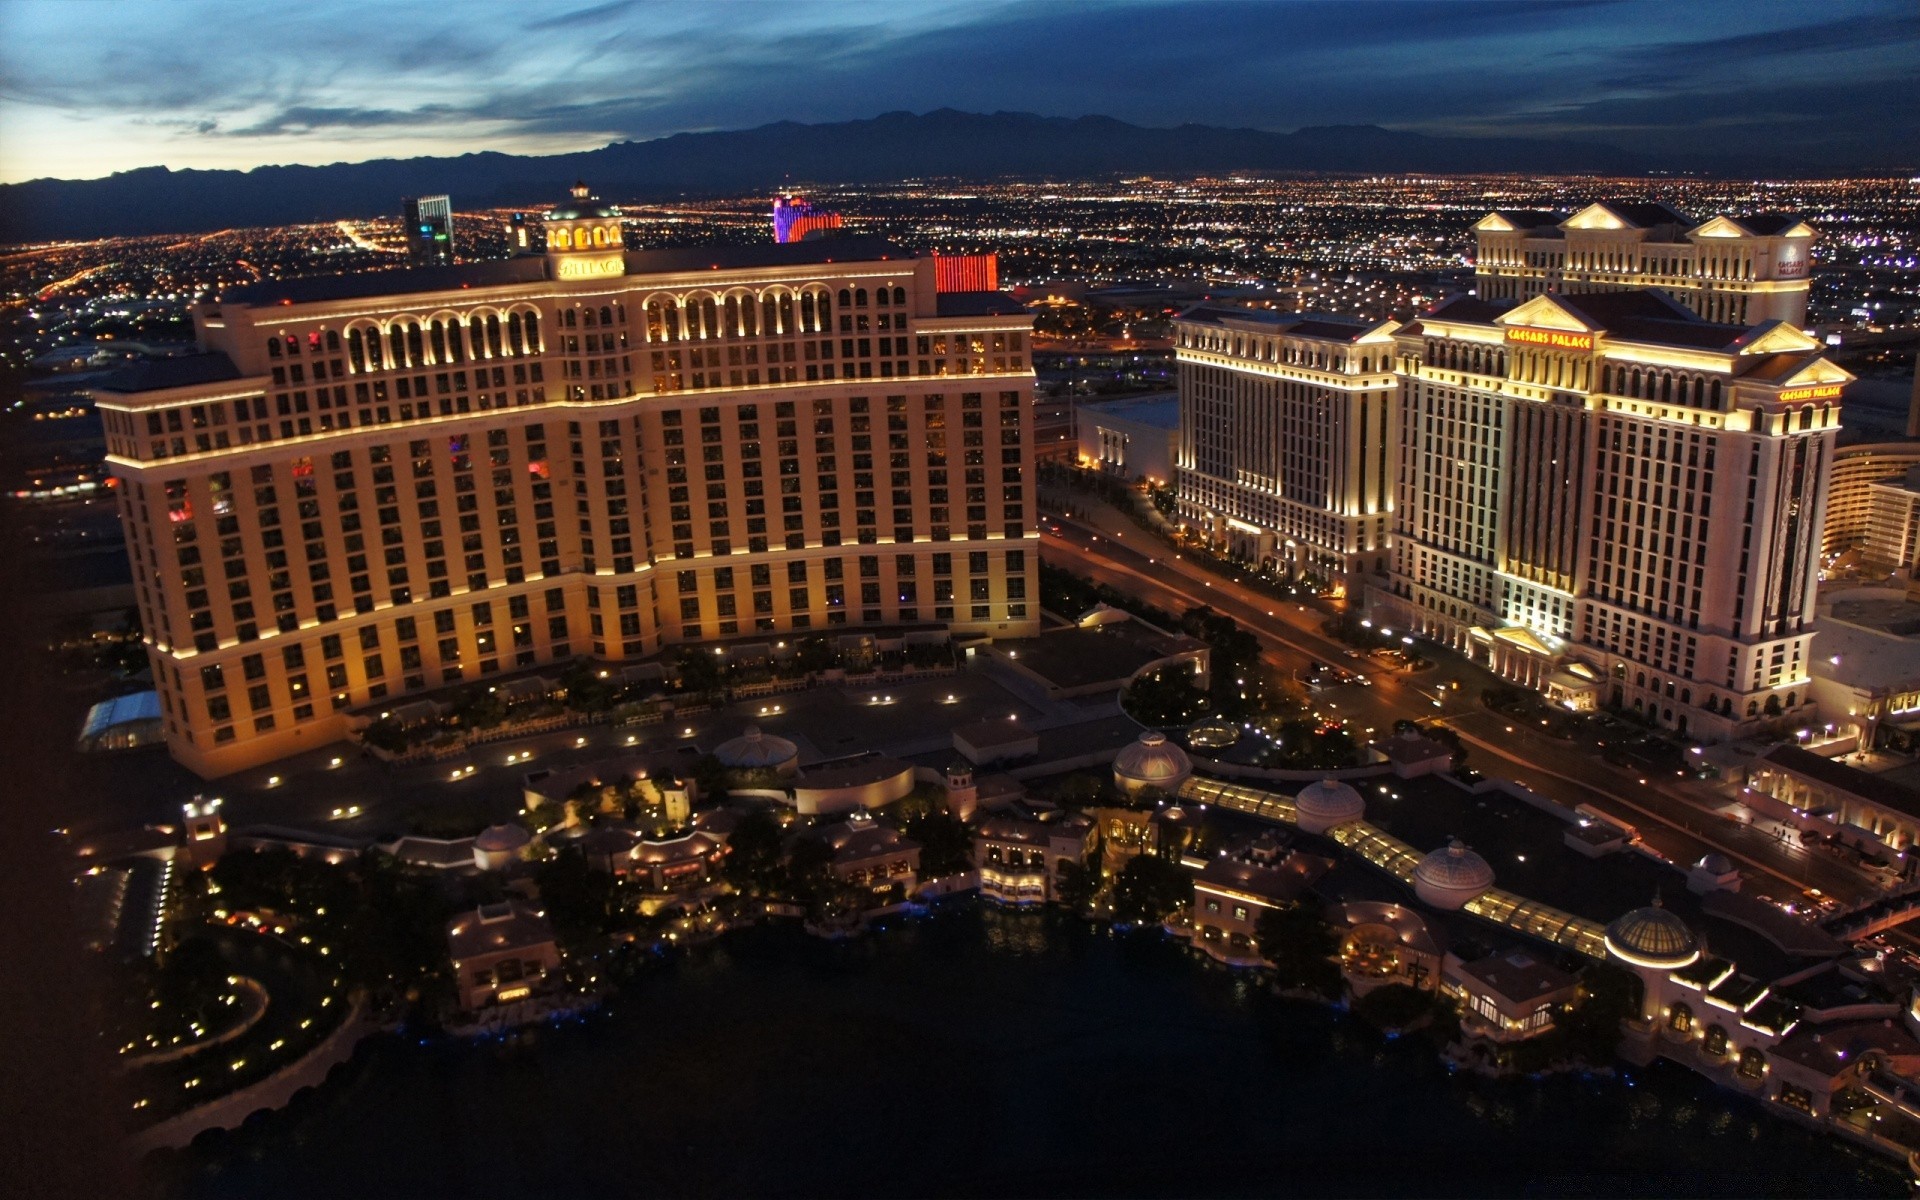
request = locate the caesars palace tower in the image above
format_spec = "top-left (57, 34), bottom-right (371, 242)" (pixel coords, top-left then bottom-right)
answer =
top-left (96, 184), bottom-right (1038, 777)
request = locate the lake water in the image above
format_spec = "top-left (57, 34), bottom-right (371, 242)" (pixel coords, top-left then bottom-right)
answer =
top-left (149, 906), bottom-right (1902, 1198)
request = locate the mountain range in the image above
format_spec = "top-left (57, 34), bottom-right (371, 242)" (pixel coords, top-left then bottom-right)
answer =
top-left (1, 108), bottom-right (1734, 242)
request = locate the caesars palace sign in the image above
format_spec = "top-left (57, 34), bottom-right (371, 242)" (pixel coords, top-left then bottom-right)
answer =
top-left (1506, 326), bottom-right (1595, 351)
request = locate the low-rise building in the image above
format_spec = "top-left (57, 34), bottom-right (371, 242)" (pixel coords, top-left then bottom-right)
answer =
top-left (1445, 951), bottom-right (1582, 1042)
top-left (446, 901), bottom-right (562, 1011)
top-left (1075, 392), bottom-right (1179, 487)
top-left (817, 813), bottom-right (921, 894)
top-left (628, 830), bottom-right (728, 894)
top-left (1746, 743), bottom-right (1920, 855)
top-left (1191, 849), bottom-right (1333, 963)
top-left (973, 811), bottom-right (1096, 905)
top-left (1333, 900), bottom-right (1446, 997)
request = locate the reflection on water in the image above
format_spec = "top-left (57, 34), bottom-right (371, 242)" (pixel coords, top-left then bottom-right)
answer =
top-left (149, 905), bottom-right (1902, 1199)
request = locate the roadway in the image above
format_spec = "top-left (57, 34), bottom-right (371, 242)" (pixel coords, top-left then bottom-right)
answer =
top-left (1037, 508), bottom-right (1887, 912)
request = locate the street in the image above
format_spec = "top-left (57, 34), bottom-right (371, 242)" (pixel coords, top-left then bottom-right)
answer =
top-left (1037, 504), bottom-right (1888, 912)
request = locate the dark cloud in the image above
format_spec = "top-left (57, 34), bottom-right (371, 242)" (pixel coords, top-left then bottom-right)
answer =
top-left (2, 0), bottom-right (1911, 178)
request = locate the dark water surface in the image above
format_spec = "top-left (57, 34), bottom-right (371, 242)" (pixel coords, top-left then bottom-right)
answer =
top-left (152, 906), bottom-right (1901, 1198)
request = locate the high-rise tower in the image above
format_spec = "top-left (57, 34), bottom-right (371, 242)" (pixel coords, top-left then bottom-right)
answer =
top-left (94, 184), bottom-right (1037, 777)
top-left (402, 194), bottom-right (455, 267)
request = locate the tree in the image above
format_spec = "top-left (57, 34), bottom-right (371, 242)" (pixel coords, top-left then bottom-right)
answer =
top-left (724, 808), bottom-right (786, 892)
top-left (1353, 983), bottom-right (1435, 1032)
top-left (1254, 901), bottom-right (1343, 997)
top-left (1554, 963), bottom-right (1639, 1065)
top-left (784, 835), bottom-right (836, 904)
top-left (1110, 854), bottom-right (1189, 925)
top-left (533, 850), bottom-right (619, 943)
top-left (691, 753), bottom-right (729, 802)
top-left (903, 808), bottom-right (972, 878)
top-left (1054, 858), bottom-right (1101, 911)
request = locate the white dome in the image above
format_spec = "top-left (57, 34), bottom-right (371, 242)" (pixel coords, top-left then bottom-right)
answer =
top-left (1294, 778), bottom-right (1365, 835)
top-left (1412, 840), bottom-right (1494, 910)
top-left (1113, 730), bottom-right (1192, 796)
top-left (472, 822), bottom-right (532, 870)
top-left (715, 725), bottom-right (799, 771)
top-left (1606, 903), bottom-right (1700, 968)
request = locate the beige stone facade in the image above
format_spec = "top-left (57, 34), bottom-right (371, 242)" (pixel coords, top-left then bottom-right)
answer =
top-left (1473, 203), bottom-right (1814, 327)
top-left (1173, 307), bottom-right (1398, 591)
top-left (1377, 285), bottom-right (1851, 740)
top-left (96, 217), bottom-right (1038, 778)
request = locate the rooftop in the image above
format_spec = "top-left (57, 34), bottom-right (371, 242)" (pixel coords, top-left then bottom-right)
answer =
top-left (446, 900), bottom-right (555, 961)
top-left (1758, 744), bottom-right (1920, 821)
top-left (223, 236), bottom-right (914, 307)
top-left (1195, 851), bottom-right (1332, 906)
top-left (1453, 951), bottom-right (1579, 1006)
top-left (93, 353), bottom-right (241, 394)
top-left (934, 291), bottom-right (1030, 318)
top-left (1177, 305), bottom-right (1388, 343)
top-left (994, 620), bottom-right (1203, 692)
top-left (1076, 392), bottom-right (1180, 431)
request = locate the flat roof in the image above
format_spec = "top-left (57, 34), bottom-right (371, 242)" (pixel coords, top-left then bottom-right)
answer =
top-left (1077, 392), bottom-right (1179, 431)
top-left (996, 621), bottom-right (1203, 691)
top-left (93, 353), bottom-right (241, 394)
top-left (797, 754), bottom-right (913, 789)
top-left (1453, 951), bottom-right (1578, 1005)
top-left (446, 900), bottom-right (554, 960)
top-left (935, 291), bottom-right (1029, 317)
top-left (223, 236), bottom-right (914, 307)
top-left (1758, 744), bottom-right (1920, 820)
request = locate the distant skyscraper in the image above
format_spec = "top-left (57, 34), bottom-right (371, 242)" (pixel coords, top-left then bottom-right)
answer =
top-left (772, 196), bottom-right (843, 244)
top-left (402, 194), bottom-right (455, 266)
top-left (1473, 202), bottom-right (1814, 327)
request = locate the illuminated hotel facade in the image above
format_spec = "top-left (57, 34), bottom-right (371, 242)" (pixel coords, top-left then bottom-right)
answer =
top-left (1171, 307), bottom-right (1398, 590)
top-left (1473, 202), bottom-right (1814, 327)
top-left (1375, 284), bottom-right (1851, 740)
top-left (97, 184), bottom-right (1039, 777)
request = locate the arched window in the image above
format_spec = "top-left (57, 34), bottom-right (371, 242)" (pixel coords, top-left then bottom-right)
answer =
top-left (507, 313), bottom-right (524, 355)
top-left (876, 287), bottom-right (890, 307)
top-left (267, 337), bottom-right (282, 358)
top-left (523, 311), bottom-right (541, 352)
top-left (429, 321), bottom-right (448, 365)
top-left (854, 287), bottom-right (868, 307)
top-left (347, 329), bottom-right (365, 371)
top-left (892, 286), bottom-right (905, 306)
top-left (389, 326), bottom-right (407, 367)
top-left (552, 228), bottom-right (570, 250)
top-left (740, 298), bottom-right (758, 338)
top-left (699, 297), bottom-right (718, 338)
top-left (838, 289), bottom-right (852, 309)
top-left (486, 315), bottom-right (503, 357)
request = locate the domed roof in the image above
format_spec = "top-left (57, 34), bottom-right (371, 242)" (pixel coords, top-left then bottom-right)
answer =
top-left (474, 823), bottom-right (532, 853)
top-left (1294, 778), bottom-right (1365, 827)
top-left (1113, 730), bottom-right (1193, 789)
top-left (714, 725), bottom-right (799, 769)
top-left (1411, 840), bottom-right (1494, 910)
top-left (1606, 902), bottom-right (1700, 967)
top-left (1694, 853), bottom-right (1734, 875)
top-left (547, 180), bottom-right (621, 221)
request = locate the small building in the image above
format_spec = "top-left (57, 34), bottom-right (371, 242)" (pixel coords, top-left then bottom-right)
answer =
top-left (1074, 392), bottom-right (1179, 486)
top-left (1445, 951), bottom-right (1582, 1043)
top-left (973, 812), bottom-right (1097, 906)
top-left (1371, 727), bottom-right (1455, 778)
top-left (1113, 730), bottom-right (1193, 798)
top-left (817, 813), bottom-right (921, 894)
top-left (627, 830), bottom-right (728, 894)
top-left (713, 726), bottom-right (801, 778)
top-left (1333, 901), bottom-right (1446, 998)
top-left (1191, 850), bottom-right (1333, 963)
top-left (446, 901), bottom-right (561, 1011)
top-left (1747, 742), bottom-right (1920, 854)
top-left (524, 751), bottom-right (700, 824)
top-left (792, 754), bottom-right (915, 815)
top-left (77, 691), bottom-right (163, 752)
top-left (473, 823), bottom-right (532, 871)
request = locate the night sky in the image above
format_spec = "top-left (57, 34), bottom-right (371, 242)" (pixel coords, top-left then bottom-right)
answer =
top-left (0, 0), bottom-right (1914, 182)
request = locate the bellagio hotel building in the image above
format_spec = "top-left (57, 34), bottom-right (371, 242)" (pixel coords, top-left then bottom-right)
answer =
top-left (96, 185), bottom-right (1039, 777)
